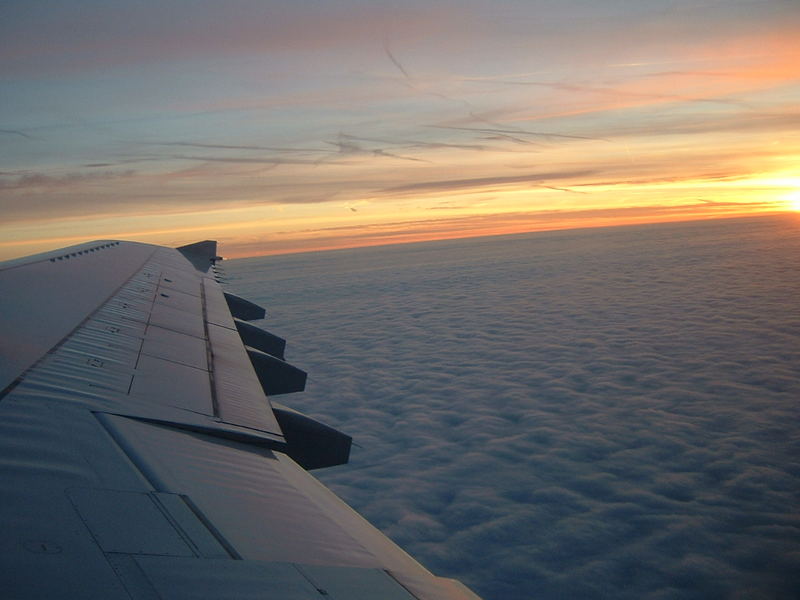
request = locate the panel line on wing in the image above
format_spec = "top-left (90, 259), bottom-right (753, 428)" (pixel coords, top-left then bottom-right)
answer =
top-left (66, 487), bottom-right (196, 557)
top-left (200, 277), bottom-right (221, 418)
top-left (177, 494), bottom-right (242, 560)
top-left (0, 246), bottom-right (158, 402)
top-left (94, 412), bottom-right (174, 493)
top-left (104, 553), bottom-right (162, 600)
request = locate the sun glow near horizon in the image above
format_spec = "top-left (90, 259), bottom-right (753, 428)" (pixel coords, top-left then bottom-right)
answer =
top-left (786, 191), bottom-right (800, 212)
top-left (0, 168), bottom-right (796, 262)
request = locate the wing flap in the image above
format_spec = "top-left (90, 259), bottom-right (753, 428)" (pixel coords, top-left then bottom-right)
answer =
top-left (208, 322), bottom-right (284, 436)
top-left (101, 414), bottom-right (380, 566)
top-left (203, 276), bottom-right (237, 330)
top-left (0, 239), bottom-right (484, 600)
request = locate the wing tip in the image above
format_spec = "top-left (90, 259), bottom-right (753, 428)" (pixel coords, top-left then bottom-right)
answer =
top-left (177, 240), bottom-right (221, 271)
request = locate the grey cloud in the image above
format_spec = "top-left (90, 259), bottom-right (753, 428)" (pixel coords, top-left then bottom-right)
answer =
top-left (338, 133), bottom-right (493, 153)
top-left (430, 124), bottom-right (609, 143)
top-left (479, 77), bottom-right (750, 109)
top-left (0, 162), bottom-right (343, 223)
top-left (381, 169), bottom-right (595, 194)
top-left (480, 133), bottom-right (544, 146)
top-left (168, 154), bottom-right (332, 165)
top-left (433, 95), bottom-right (798, 146)
top-left (0, 169), bottom-right (135, 190)
top-left (326, 134), bottom-right (430, 163)
top-left (589, 109), bottom-right (800, 141)
top-left (155, 141), bottom-right (335, 154)
top-left (384, 42), bottom-right (412, 80)
top-left (0, 128), bottom-right (34, 139)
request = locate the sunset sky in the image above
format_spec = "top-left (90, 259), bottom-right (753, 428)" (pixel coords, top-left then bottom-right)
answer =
top-left (2, 0), bottom-right (799, 260)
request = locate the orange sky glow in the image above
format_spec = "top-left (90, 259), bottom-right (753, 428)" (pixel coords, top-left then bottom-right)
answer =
top-left (1, 1), bottom-right (798, 261)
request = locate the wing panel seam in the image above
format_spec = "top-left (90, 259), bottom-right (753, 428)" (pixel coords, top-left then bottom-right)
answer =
top-left (201, 278), bottom-right (221, 418)
top-left (0, 246), bottom-right (158, 403)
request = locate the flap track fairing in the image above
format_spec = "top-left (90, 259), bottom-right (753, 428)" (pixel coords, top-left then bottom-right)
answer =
top-left (234, 319), bottom-right (286, 359)
top-left (246, 348), bottom-right (307, 396)
top-left (271, 403), bottom-right (352, 469)
top-left (224, 293), bottom-right (266, 321)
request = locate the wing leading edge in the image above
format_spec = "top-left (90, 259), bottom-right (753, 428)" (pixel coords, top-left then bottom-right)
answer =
top-left (0, 240), bottom-right (482, 600)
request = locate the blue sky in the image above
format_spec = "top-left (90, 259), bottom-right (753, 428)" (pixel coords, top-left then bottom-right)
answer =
top-left (2, 1), bottom-right (799, 259)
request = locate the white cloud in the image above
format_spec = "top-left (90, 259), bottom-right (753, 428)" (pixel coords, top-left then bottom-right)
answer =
top-left (226, 215), bottom-right (800, 600)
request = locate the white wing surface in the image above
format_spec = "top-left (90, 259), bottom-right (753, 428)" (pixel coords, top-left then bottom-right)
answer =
top-left (0, 240), bottom-right (481, 600)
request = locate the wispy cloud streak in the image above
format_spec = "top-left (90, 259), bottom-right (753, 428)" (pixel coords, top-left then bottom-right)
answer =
top-left (0, 0), bottom-right (797, 259)
top-left (382, 170), bottom-right (596, 194)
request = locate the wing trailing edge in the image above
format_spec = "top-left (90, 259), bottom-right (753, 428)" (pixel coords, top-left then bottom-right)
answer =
top-left (0, 239), bottom-right (483, 600)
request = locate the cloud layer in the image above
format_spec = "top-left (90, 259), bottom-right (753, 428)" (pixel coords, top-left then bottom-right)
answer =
top-left (226, 215), bottom-right (800, 599)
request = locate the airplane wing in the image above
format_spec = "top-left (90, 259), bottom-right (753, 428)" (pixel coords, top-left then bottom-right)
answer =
top-left (0, 240), bottom-right (481, 600)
